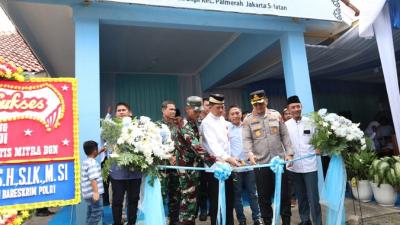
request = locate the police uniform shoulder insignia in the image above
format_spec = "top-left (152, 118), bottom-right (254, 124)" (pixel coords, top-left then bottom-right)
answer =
top-left (268, 109), bottom-right (281, 120)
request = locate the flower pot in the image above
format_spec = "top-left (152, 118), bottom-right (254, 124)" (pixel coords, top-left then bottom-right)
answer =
top-left (370, 182), bottom-right (398, 206)
top-left (351, 180), bottom-right (373, 202)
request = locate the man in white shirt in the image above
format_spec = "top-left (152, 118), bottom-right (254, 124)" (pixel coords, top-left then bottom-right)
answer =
top-left (285, 96), bottom-right (322, 225)
top-left (200, 93), bottom-right (240, 225)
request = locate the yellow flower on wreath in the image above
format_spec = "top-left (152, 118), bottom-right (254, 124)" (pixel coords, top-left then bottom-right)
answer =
top-left (20, 211), bottom-right (30, 220)
top-left (14, 74), bottom-right (24, 82)
top-left (0, 56), bottom-right (28, 82)
top-left (12, 216), bottom-right (23, 225)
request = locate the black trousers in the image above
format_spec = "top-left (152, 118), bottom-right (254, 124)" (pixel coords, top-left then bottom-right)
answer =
top-left (111, 178), bottom-right (141, 225)
top-left (206, 172), bottom-right (234, 225)
top-left (254, 167), bottom-right (291, 224)
top-left (197, 171), bottom-right (209, 213)
top-left (167, 170), bottom-right (180, 225)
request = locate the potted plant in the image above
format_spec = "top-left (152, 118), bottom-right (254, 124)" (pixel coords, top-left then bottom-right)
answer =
top-left (369, 156), bottom-right (400, 206)
top-left (345, 149), bottom-right (377, 202)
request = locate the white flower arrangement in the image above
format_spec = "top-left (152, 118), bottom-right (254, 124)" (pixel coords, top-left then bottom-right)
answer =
top-left (101, 116), bottom-right (174, 179)
top-left (310, 109), bottom-right (368, 155)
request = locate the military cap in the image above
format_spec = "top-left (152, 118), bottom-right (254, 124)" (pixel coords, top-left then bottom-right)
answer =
top-left (186, 96), bottom-right (204, 112)
top-left (209, 94), bottom-right (224, 104)
top-left (287, 95), bottom-right (301, 105)
top-left (250, 90), bottom-right (266, 105)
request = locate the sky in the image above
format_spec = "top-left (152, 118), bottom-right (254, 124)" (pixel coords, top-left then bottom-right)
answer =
top-left (0, 6), bottom-right (16, 33)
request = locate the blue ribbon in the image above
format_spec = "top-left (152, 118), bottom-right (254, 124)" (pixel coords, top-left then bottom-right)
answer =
top-left (320, 155), bottom-right (346, 225)
top-left (317, 155), bottom-right (325, 195)
top-left (269, 156), bottom-right (284, 225)
top-left (142, 176), bottom-right (166, 225)
top-left (156, 153), bottom-right (317, 225)
top-left (212, 162), bottom-right (232, 225)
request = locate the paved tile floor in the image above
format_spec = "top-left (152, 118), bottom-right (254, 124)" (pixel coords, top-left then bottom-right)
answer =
top-left (24, 199), bottom-right (400, 225)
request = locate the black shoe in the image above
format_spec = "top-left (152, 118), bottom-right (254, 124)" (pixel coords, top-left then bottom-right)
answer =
top-left (298, 221), bottom-right (312, 225)
top-left (262, 217), bottom-right (271, 225)
top-left (36, 211), bottom-right (50, 217)
top-left (239, 221), bottom-right (246, 225)
top-left (35, 208), bottom-right (54, 217)
top-left (254, 219), bottom-right (264, 225)
top-left (199, 212), bottom-right (207, 221)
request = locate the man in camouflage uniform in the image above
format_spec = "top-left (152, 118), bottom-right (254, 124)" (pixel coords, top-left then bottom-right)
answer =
top-left (197, 97), bottom-right (211, 221)
top-left (172, 96), bottom-right (216, 225)
top-left (242, 90), bottom-right (294, 225)
top-left (158, 100), bottom-right (179, 225)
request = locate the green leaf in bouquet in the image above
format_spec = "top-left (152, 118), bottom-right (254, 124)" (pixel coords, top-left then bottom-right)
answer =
top-left (101, 119), bottom-right (123, 146)
top-left (101, 158), bottom-right (113, 181)
top-left (116, 151), bottom-right (146, 169)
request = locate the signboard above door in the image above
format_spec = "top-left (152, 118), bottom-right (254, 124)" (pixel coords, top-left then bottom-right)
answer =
top-left (101, 0), bottom-right (342, 21)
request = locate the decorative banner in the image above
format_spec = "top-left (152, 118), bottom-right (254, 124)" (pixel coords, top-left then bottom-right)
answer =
top-left (101, 0), bottom-right (342, 21)
top-left (0, 78), bottom-right (80, 210)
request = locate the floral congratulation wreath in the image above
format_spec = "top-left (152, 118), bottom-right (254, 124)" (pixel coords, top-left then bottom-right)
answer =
top-left (310, 108), bottom-right (368, 156)
top-left (0, 209), bottom-right (32, 225)
top-left (101, 116), bottom-right (174, 183)
top-left (0, 57), bottom-right (29, 82)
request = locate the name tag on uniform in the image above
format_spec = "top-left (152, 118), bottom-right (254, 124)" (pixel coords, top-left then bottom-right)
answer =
top-left (251, 118), bottom-right (260, 125)
top-left (304, 130), bottom-right (311, 134)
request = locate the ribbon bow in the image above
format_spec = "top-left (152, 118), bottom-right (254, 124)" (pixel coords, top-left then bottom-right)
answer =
top-left (211, 162), bottom-right (232, 225)
top-left (212, 162), bottom-right (232, 181)
top-left (269, 156), bottom-right (285, 225)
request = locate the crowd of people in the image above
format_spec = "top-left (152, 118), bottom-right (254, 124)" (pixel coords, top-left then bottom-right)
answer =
top-left (81, 89), bottom-right (324, 225)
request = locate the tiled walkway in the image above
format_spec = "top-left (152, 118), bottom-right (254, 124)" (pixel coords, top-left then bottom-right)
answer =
top-left (24, 199), bottom-right (400, 225)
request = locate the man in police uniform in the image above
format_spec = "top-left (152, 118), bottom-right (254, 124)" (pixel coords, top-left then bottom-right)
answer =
top-left (285, 96), bottom-right (322, 225)
top-left (242, 90), bottom-right (293, 225)
top-left (173, 96), bottom-right (216, 225)
top-left (200, 93), bottom-right (241, 225)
